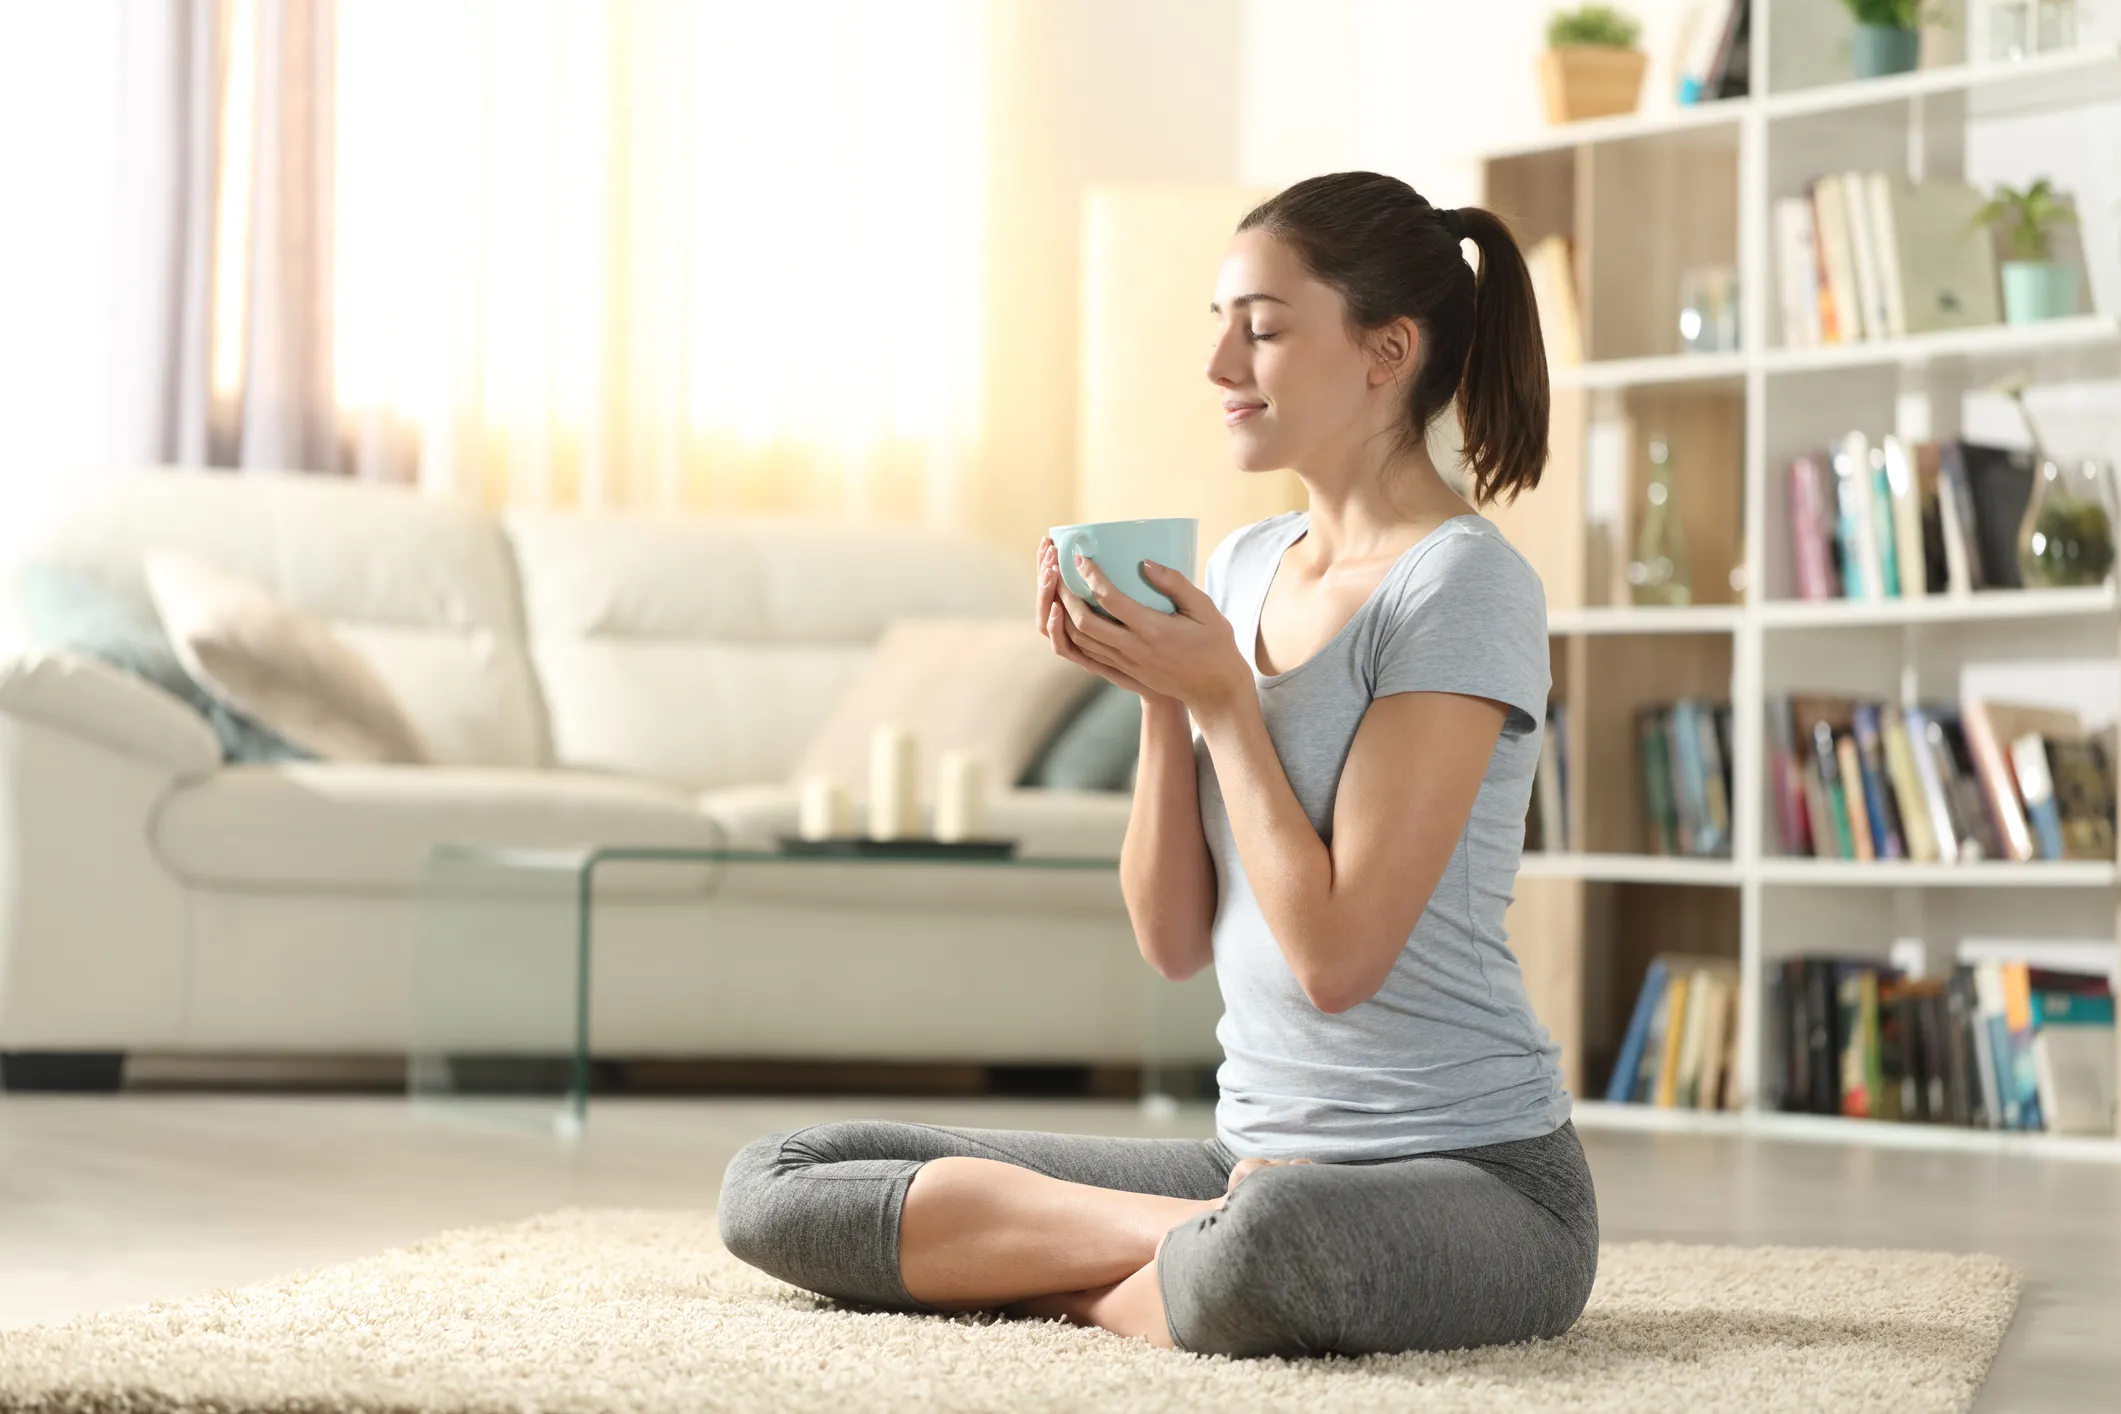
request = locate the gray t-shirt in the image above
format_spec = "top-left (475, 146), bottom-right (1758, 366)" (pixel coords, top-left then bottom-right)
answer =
top-left (1195, 509), bottom-right (1567, 1162)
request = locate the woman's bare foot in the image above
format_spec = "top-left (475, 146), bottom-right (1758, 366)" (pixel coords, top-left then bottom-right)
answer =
top-left (1224, 1155), bottom-right (1312, 1193)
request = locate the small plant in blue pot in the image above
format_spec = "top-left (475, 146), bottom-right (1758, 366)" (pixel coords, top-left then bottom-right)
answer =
top-left (1843, 0), bottom-right (1924, 78)
top-left (1973, 178), bottom-right (2081, 324)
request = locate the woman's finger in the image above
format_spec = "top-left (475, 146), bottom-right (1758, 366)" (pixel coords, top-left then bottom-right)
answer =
top-left (1058, 580), bottom-right (1129, 648)
top-left (1141, 560), bottom-right (1213, 618)
top-left (1071, 553), bottom-right (1143, 627)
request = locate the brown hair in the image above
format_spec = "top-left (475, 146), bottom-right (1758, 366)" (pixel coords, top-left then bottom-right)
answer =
top-left (1236, 172), bottom-right (1549, 506)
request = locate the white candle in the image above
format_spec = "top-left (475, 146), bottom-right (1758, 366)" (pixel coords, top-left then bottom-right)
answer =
top-left (868, 724), bottom-right (920, 840)
top-left (798, 775), bottom-right (851, 841)
top-left (934, 750), bottom-right (988, 843)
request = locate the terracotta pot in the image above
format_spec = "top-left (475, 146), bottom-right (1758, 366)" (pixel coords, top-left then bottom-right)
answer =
top-left (1540, 46), bottom-right (1647, 125)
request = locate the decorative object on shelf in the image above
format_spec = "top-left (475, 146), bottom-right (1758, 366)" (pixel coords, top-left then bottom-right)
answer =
top-left (1985, 0), bottom-right (2032, 59)
top-left (1628, 437), bottom-right (1693, 605)
top-left (1845, 0), bottom-right (1924, 77)
top-left (797, 775), bottom-right (853, 841)
top-left (867, 723), bottom-right (920, 841)
top-left (1678, 264), bottom-right (1740, 352)
top-left (1540, 4), bottom-right (1648, 124)
top-left (933, 749), bottom-right (989, 843)
top-left (1972, 178), bottom-right (2081, 324)
top-left (2034, 0), bottom-right (2077, 51)
top-left (2017, 457), bottom-right (2116, 588)
top-left (1674, 0), bottom-right (1751, 104)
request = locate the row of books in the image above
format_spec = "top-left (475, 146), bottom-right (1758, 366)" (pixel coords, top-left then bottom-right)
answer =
top-left (1769, 695), bottom-right (2117, 864)
top-left (1766, 957), bottom-right (2116, 1135)
top-left (1788, 434), bottom-right (2039, 601)
top-left (1527, 704), bottom-right (1573, 853)
top-left (1639, 700), bottom-right (1733, 858)
top-left (1773, 174), bottom-right (2006, 348)
top-left (1606, 954), bottom-right (1741, 1109)
top-left (1675, 0), bottom-right (1749, 105)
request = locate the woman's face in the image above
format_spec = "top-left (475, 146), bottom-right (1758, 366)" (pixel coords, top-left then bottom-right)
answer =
top-left (1205, 229), bottom-right (1416, 475)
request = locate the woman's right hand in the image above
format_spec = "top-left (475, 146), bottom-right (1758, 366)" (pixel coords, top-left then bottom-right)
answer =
top-left (1035, 535), bottom-right (1155, 698)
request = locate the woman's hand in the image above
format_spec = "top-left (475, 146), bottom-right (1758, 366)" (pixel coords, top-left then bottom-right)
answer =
top-left (1041, 542), bottom-right (1251, 713)
top-left (1038, 537), bottom-right (1156, 698)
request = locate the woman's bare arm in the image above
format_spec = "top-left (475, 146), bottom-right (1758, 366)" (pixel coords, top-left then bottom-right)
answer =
top-left (1119, 695), bottom-right (1216, 980)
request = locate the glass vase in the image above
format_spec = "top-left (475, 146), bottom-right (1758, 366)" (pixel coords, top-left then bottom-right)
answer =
top-left (1628, 437), bottom-right (1693, 606)
top-left (2017, 457), bottom-right (2117, 588)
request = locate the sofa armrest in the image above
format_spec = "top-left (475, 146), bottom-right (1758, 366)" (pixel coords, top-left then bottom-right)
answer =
top-left (0, 648), bottom-right (221, 780)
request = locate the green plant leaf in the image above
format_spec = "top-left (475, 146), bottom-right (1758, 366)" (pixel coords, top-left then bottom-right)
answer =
top-left (1547, 3), bottom-right (1642, 49)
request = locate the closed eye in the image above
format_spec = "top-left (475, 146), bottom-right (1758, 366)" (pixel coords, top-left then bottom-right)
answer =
top-left (1249, 330), bottom-right (1278, 342)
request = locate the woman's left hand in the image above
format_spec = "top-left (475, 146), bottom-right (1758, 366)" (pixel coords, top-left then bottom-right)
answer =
top-left (1056, 552), bottom-right (1252, 713)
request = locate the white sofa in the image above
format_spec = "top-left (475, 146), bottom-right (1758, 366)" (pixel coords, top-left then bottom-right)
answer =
top-left (0, 471), bottom-right (1173, 1084)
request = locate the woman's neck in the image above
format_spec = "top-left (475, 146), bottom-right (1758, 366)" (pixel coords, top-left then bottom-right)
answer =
top-left (1292, 444), bottom-right (1474, 563)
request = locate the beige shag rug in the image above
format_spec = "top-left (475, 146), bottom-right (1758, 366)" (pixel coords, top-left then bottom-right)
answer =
top-left (0, 1209), bottom-right (2018, 1413)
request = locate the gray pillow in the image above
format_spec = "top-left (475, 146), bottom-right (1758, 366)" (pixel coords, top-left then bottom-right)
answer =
top-left (20, 564), bottom-right (311, 764)
top-left (1019, 681), bottom-right (1141, 791)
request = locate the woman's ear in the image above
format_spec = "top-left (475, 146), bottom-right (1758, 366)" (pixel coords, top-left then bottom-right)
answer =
top-left (1367, 316), bottom-right (1422, 388)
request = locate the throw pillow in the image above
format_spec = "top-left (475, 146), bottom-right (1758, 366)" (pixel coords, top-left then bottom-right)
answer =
top-left (1019, 681), bottom-right (1142, 791)
top-left (20, 564), bottom-right (310, 763)
top-left (792, 618), bottom-right (1099, 797)
top-left (144, 554), bottom-right (430, 764)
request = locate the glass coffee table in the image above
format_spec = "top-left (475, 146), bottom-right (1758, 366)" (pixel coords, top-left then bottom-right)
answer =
top-left (410, 842), bottom-right (1223, 1137)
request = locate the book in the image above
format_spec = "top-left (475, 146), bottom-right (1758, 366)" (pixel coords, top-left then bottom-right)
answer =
top-left (1934, 711), bottom-right (2001, 859)
top-left (1654, 972), bottom-right (1692, 1107)
top-left (1774, 198), bottom-right (1824, 348)
top-left (1831, 431), bottom-right (1885, 599)
top-left (1880, 435), bottom-right (1928, 601)
top-left (1913, 441), bottom-right (1954, 595)
top-left (1767, 695), bottom-right (1810, 855)
top-left (1837, 735), bottom-right (1875, 860)
top-left (1885, 178), bottom-right (2002, 334)
top-left (2011, 733), bottom-right (2066, 861)
top-left (1866, 441), bottom-right (1902, 597)
top-left (1607, 957), bottom-right (1669, 1103)
top-left (1674, 967), bottom-right (1717, 1107)
top-left (1639, 708), bottom-right (1679, 855)
top-left (1864, 173), bottom-right (1909, 339)
top-left (1694, 702), bottom-right (1732, 857)
top-left (2047, 738), bottom-right (2117, 860)
top-left (1812, 175), bottom-right (1862, 346)
top-left (1536, 711), bottom-right (1568, 853)
top-left (1958, 440), bottom-right (2037, 590)
top-left (1696, 971), bottom-right (1735, 1109)
top-left (1958, 699), bottom-right (2038, 863)
top-left (2033, 1025), bottom-right (2117, 1135)
top-left (1705, 0), bottom-right (1751, 100)
top-left (1881, 704), bottom-right (1941, 862)
top-left (1935, 440), bottom-right (1990, 591)
top-left (1787, 453), bottom-right (1841, 599)
top-left (1849, 703), bottom-right (1905, 860)
top-left (1901, 705), bottom-right (1964, 862)
top-left (1841, 170), bottom-right (1887, 344)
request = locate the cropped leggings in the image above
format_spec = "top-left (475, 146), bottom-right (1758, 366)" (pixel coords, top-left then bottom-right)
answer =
top-left (716, 1118), bottom-right (1598, 1359)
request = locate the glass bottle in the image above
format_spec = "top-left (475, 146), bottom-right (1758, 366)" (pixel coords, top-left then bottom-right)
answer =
top-left (2018, 457), bottom-right (2117, 588)
top-left (1628, 437), bottom-right (1693, 606)
top-left (1989, 0), bottom-right (2032, 60)
top-left (2035, 0), bottom-right (2078, 53)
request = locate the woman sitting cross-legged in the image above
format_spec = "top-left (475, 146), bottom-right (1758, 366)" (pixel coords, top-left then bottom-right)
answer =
top-left (717, 170), bottom-right (1596, 1359)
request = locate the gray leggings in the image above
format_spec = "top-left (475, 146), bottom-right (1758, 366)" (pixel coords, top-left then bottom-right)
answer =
top-left (717, 1118), bottom-right (1598, 1358)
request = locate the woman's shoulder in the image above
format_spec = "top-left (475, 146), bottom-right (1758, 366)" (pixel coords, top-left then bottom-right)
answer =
top-left (1397, 516), bottom-right (1546, 613)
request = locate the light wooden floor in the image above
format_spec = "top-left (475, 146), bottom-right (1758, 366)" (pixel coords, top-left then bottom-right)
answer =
top-left (2, 1095), bottom-right (2115, 1411)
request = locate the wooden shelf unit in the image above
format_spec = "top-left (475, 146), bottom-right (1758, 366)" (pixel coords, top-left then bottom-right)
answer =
top-left (1475, 0), bottom-right (2121, 1151)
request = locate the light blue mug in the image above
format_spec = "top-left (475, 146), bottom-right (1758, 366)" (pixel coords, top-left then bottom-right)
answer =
top-left (1049, 517), bottom-right (1198, 618)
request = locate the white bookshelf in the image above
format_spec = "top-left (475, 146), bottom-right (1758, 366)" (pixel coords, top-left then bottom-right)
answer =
top-left (1475, 0), bottom-right (2121, 1157)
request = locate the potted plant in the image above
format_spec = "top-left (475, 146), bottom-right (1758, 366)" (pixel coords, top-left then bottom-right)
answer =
top-left (1541, 5), bottom-right (1646, 125)
top-left (1973, 178), bottom-right (2081, 324)
top-left (1845, 0), bottom-right (1924, 78)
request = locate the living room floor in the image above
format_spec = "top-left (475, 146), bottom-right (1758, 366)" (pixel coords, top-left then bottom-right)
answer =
top-left (2, 1095), bottom-right (2115, 1411)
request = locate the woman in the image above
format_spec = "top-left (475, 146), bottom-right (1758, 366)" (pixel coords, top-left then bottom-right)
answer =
top-left (718, 171), bottom-right (1596, 1358)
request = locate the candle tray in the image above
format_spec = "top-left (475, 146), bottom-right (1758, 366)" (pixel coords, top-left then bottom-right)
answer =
top-left (773, 836), bottom-right (1020, 861)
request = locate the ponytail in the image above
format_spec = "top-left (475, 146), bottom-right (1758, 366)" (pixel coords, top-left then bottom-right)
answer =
top-left (1450, 206), bottom-right (1549, 506)
top-left (1236, 174), bottom-right (1551, 508)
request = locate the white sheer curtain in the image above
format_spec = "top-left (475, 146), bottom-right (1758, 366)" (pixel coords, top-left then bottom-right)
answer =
top-left (334, 0), bottom-right (988, 524)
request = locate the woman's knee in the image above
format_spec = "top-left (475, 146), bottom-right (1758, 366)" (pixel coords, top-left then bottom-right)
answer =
top-left (715, 1130), bottom-right (798, 1267)
top-left (1158, 1170), bottom-right (1333, 1357)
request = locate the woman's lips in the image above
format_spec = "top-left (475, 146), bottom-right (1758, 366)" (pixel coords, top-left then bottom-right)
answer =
top-left (1224, 403), bottom-right (1265, 426)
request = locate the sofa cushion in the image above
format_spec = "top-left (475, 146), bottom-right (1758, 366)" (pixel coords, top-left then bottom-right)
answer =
top-left (145, 554), bottom-right (430, 764)
top-left (154, 764), bottom-right (726, 891)
top-left (4, 470), bottom-right (549, 769)
top-left (505, 511), bottom-right (1023, 788)
top-left (1018, 681), bottom-right (1142, 791)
